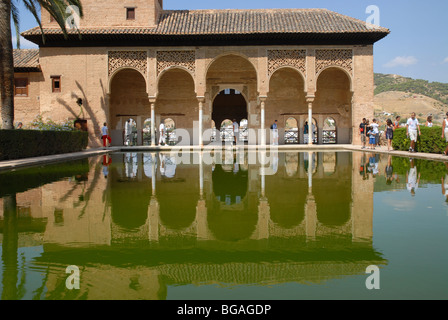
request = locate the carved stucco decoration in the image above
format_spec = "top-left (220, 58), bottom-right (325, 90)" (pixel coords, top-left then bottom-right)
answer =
top-left (157, 51), bottom-right (196, 76)
top-left (108, 51), bottom-right (148, 77)
top-left (267, 50), bottom-right (306, 76)
top-left (315, 49), bottom-right (353, 75)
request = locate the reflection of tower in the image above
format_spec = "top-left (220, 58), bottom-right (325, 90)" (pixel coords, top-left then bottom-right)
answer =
top-left (148, 153), bottom-right (160, 242)
top-left (351, 152), bottom-right (374, 242)
top-left (305, 152), bottom-right (317, 240)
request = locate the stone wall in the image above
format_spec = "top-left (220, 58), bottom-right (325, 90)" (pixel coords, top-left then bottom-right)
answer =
top-left (40, 0), bottom-right (162, 28)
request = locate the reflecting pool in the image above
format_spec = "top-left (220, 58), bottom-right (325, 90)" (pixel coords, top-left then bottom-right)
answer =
top-left (1, 151), bottom-right (448, 300)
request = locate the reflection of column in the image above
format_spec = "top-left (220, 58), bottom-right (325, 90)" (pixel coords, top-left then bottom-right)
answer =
top-left (198, 97), bottom-right (205, 147)
top-left (151, 152), bottom-right (157, 196)
top-left (305, 193), bottom-right (317, 241)
top-left (260, 96), bottom-right (267, 146)
top-left (196, 199), bottom-right (208, 240)
top-left (256, 198), bottom-right (270, 240)
top-left (308, 152), bottom-right (313, 190)
top-left (150, 98), bottom-right (156, 147)
top-left (148, 197), bottom-right (160, 242)
top-left (306, 96), bottom-right (315, 145)
top-left (199, 152), bottom-right (204, 197)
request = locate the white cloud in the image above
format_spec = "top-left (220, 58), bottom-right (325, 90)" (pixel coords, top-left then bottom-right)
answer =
top-left (443, 57), bottom-right (448, 64)
top-left (384, 56), bottom-right (418, 68)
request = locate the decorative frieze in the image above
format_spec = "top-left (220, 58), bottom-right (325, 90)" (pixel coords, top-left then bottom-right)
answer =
top-left (157, 51), bottom-right (196, 76)
top-left (315, 49), bottom-right (353, 75)
top-left (108, 51), bottom-right (148, 77)
top-left (267, 50), bottom-right (306, 76)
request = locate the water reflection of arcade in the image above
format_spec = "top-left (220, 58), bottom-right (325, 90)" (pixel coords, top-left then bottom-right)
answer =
top-left (0, 152), bottom-right (379, 300)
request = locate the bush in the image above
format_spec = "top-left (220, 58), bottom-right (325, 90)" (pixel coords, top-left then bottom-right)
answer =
top-left (392, 127), bottom-right (447, 154)
top-left (0, 130), bottom-right (88, 161)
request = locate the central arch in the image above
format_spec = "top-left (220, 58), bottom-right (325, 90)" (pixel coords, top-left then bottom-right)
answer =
top-left (212, 89), bottom-right (248, 132)
top-left (206, 54), bottom-right (257, 142)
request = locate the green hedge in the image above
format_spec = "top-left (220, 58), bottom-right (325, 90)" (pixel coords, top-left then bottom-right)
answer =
top-left (0, 130), bottom-right (88, 161)
top-left (392, 127), bottom-right (447, 154)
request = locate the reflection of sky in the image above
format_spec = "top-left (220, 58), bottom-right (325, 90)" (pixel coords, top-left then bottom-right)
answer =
top-left (372, 185), bottom-right (448, 299)
top-left (0, 246), bottom-right (47, 300)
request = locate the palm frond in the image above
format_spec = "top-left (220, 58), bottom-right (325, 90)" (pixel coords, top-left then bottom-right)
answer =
top-left (22, 0), bottom-right (84, 43)
top-left (11, 0), bottom-right (20, 48)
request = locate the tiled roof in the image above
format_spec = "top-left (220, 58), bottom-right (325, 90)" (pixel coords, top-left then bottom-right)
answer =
top-left (13, 49), bottom-right (40, 71)
top-left (154, 9), bottom-right (390, 35)
top-left (22, 9), bottom-right (389, 45)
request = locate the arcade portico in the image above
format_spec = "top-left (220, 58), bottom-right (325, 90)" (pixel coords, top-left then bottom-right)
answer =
top-left (13, 1), bottom-right (389, 148)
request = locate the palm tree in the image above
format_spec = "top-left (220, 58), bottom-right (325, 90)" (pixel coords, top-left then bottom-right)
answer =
top-left (0, 0), bottom-right (83, 130)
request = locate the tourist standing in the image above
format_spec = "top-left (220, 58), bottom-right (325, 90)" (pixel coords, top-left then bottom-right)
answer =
top-left (406, 113), bottom-right (421, 153)
top-left (233, 119), bottom-right (239, 145)
top-left (271, 120), bottom-right (279, 145)
top-left (367, 127), bottom-right (376, 150)
top-left (385, 119), bottom-right (394, 151)
top-left (359, 118), bottom-right (368, 149)
top-left (371, 119), bottom-right (380, 147)
top-left (426, 115), bottom-right (434, 127)
top-left (394, 116), bottom-right (401, 130)
top-left (101, 122), bottom-right (112, 147)
top-left (442, 113), bottom-right (448, 155)
top-left (304, 121), bottom-right (309, 144)
top-left (159, 120), bottom-right (166, 146)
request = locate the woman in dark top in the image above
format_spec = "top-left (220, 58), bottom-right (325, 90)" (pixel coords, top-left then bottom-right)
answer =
top-left (386, 119), bottom-right (394, 151)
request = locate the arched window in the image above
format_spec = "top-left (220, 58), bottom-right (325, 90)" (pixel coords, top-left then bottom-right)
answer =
top-left (124, 118), bottom-right (137, 146)
top-left (240, 119), bottom-right (248, 142)
top-left (220, 119), bottom-right (234, 142)
top-left (323, 117), bottom-right (337, 144)
top-left (285, 117), bottom-right (299, 144)
top-left (163, 118), bottom-right (176, 146)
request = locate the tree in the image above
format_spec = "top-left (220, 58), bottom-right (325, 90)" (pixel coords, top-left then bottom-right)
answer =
top-left (0, 0), bottom-right (83, 130)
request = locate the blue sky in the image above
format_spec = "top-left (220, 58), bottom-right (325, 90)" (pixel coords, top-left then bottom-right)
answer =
top-left (12, 0), bottom-right (448, 83)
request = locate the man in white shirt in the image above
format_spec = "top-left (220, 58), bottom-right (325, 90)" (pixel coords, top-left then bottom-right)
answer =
top-left (370, 119), bottom-right (380, 147)
top-left (407, 159), bottom-right (421, 197)
top-left (406, 113), bottom-right (421, 153)
top-left (233, 119), bottom-right (239, 145)
top-left (159, 121), bottom-right (166, 146)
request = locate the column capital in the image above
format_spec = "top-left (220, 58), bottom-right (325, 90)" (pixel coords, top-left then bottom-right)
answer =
top-left (197, 96), bottom-right (206, 104)
top-left (148, 96), bottom-right (157, 104)
top-left (259, 95), bottom-right (268, 103)
top-left (306, 95), bottom-right (315, 104)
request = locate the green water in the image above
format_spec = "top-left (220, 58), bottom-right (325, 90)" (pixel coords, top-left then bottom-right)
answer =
top-left (0, 151), bottom-right (448, 300)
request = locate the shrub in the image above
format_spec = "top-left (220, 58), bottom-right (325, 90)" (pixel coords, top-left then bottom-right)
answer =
top-left (392, 127), bottom-right (446, 154)
top-left (0, 130), bottom-right (88, 161)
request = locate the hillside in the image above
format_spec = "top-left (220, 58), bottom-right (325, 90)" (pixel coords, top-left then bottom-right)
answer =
top-left (374, 73), bottom-right (448, 105)
top-left (374, 74), bottom-right (448, 124)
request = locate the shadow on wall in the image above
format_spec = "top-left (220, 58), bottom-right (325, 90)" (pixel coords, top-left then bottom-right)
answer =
top-left (56, 80), bottom-right (108, 148)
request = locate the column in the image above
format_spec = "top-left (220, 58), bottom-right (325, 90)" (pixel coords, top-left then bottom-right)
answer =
top-left (198, 97), bottom-right (205, 147)
top-left (260, 96), bottom-right (267, 146)
top-left (149, 97), bottom-right (156, 147)
top-left (306, 96), bottom-right (315, 145)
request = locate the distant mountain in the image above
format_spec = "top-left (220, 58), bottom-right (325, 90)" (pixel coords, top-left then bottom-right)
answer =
top-left (374, 73), bottom-right (448, 105)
